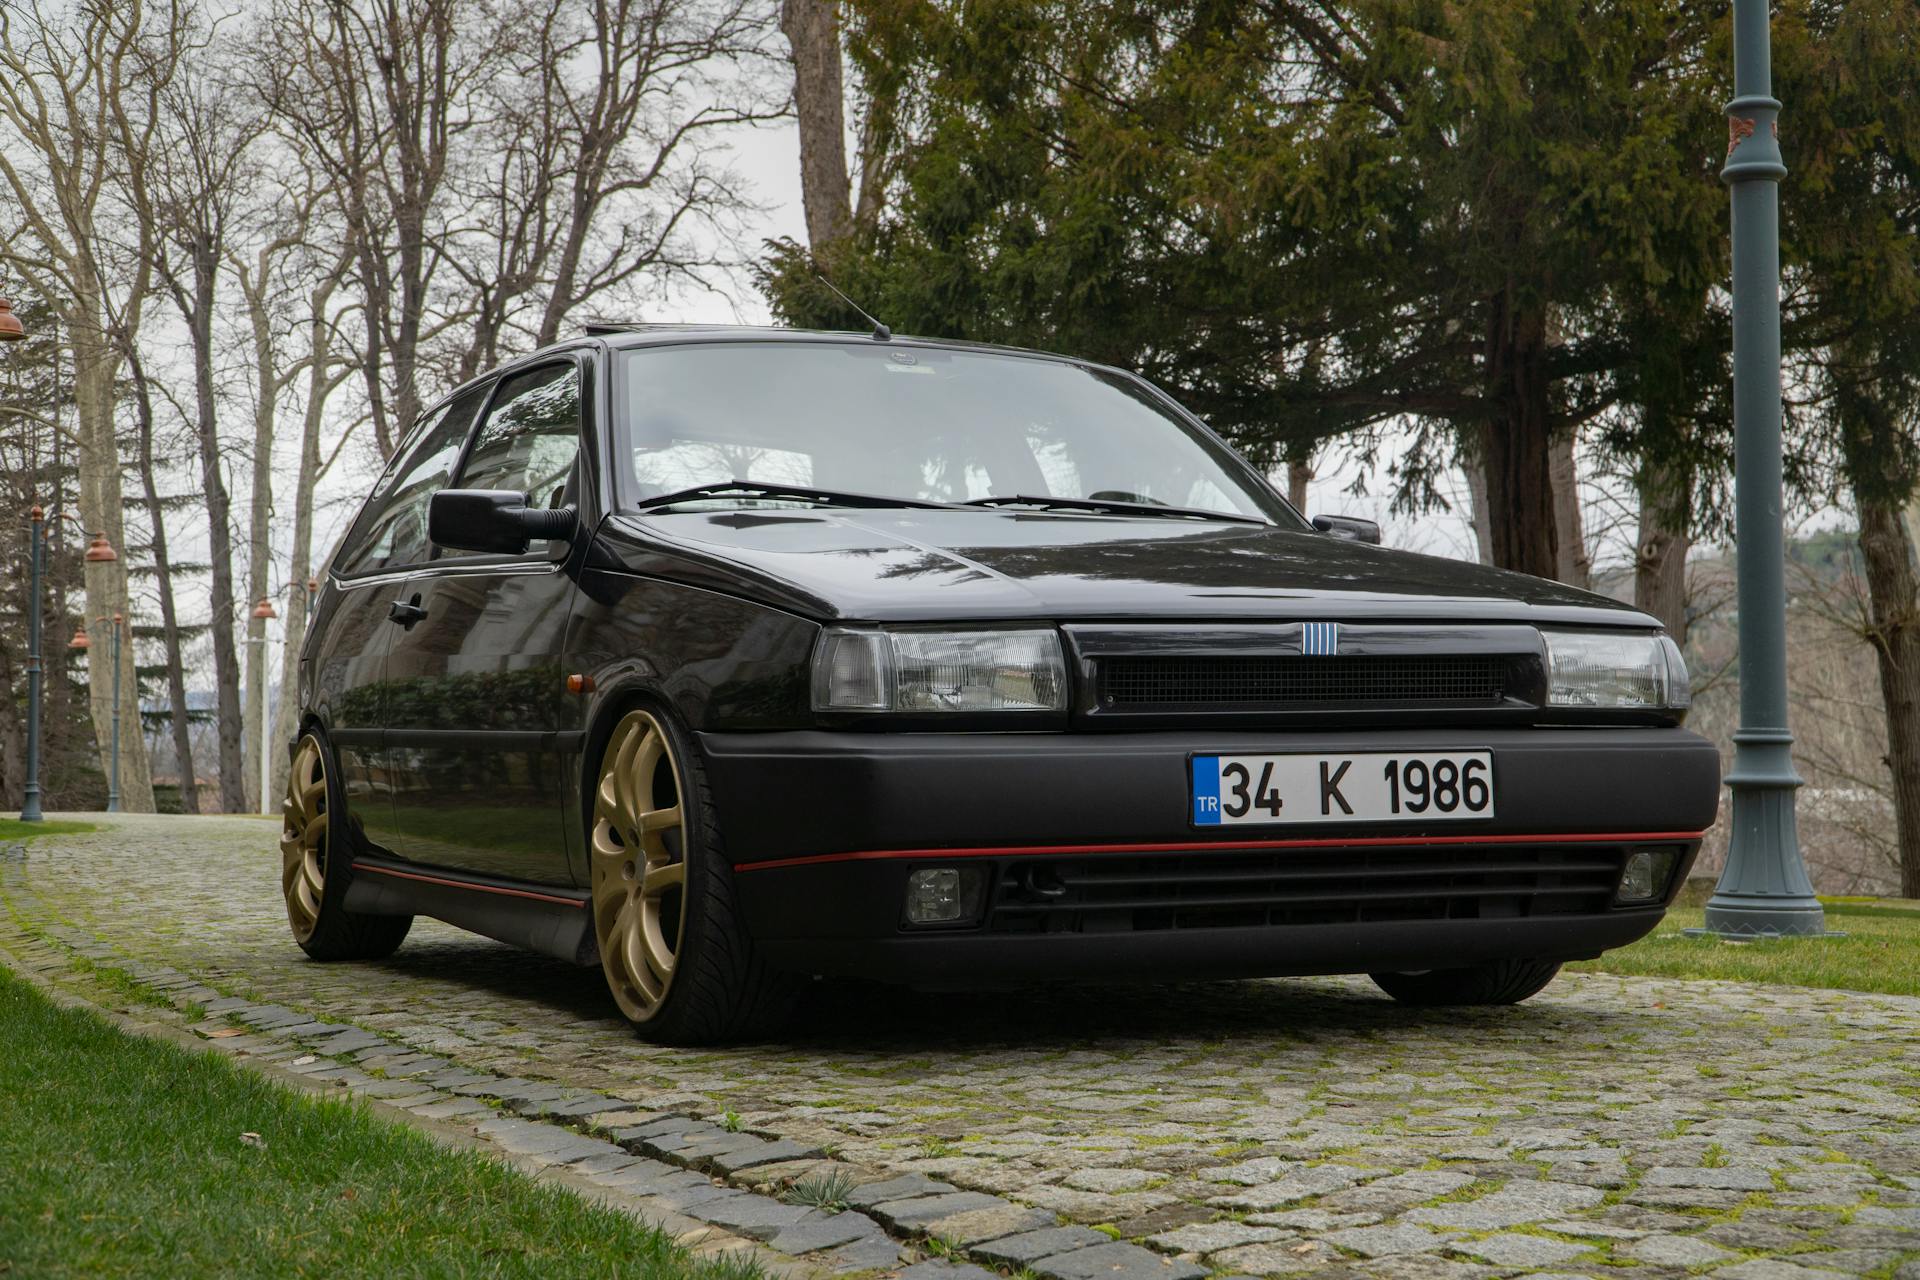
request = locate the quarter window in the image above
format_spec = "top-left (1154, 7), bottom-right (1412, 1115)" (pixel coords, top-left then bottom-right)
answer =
top-left (337, 387), bottom-right (488, 574)
top-left (456, 362), bottom-right (582, 512)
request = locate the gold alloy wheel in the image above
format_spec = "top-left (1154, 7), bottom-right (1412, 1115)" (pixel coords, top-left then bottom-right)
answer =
top-left (280, 735), bottom-right (330, 943)
top-left (591, 710), bottom-right (688, 1023)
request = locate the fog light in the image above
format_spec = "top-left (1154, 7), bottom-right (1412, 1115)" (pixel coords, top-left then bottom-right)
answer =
top-left (1617, 848), bottom-right (1678, 903)
top-left (904, 867), bottom-right (985, 927)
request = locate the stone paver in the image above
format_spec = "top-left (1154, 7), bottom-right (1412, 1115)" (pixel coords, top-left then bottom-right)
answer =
top-left (1447, 1234), bottom-right (1595, 1267)
top-left (1622, 1233), bottom-right (1744, 1268)
top-left (973, 1226), bottom-right (1113, 1265)
top-left (6, 815), bottom-right (1920, 1280)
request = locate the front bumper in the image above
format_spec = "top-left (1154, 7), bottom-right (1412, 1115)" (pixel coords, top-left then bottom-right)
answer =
top-left (700, 726), bottom-right (1720, 984)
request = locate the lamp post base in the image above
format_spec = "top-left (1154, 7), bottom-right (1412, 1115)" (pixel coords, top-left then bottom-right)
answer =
top-left (1695, 903), bottom-right (1836, 937)
top-left (1702, 728), bottom-right (1828, 937)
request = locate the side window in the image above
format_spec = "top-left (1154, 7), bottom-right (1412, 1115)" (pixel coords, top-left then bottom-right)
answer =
top-left (456, 362), bottom-right (581, 512)
top-left (337, 387), bottom-right (488, 575)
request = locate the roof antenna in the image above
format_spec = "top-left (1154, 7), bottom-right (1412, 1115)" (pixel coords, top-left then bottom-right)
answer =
top-left (815, 274), bottom-right (890, 342)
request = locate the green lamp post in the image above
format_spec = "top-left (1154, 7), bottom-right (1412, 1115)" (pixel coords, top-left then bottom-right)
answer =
top-left (1704, 0), bottom-right (1827, 935)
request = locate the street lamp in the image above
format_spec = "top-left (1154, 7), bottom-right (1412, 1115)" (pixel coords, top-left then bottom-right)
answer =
top-left (250, 595), bottom-right (278, 816)
top-left (21, 506), bottom-right (46, 822)
top-left (0, 294), bottom-right (23, 342)
top-left (1703, 0), bottom-right (1829, 936)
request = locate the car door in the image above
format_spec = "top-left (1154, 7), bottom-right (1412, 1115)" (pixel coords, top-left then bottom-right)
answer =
top-left (381, 357), bottom-right (584, 884)
top-left (318, 387), bottom-right (490, 851)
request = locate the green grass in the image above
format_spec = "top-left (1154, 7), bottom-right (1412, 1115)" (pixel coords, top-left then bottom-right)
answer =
top-left (0, 965), bottom-right (763, 1279)
top-left (1572, 899), bottom-right (1920, 997)
top-left (783, 1167), bottom-right (857, 1212)
top-left (68, 955), bottom-right (175, 1010)
top-left (0, 818), bottom-right (97, 842)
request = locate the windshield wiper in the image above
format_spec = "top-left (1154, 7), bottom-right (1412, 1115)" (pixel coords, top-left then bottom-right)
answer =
top-left (630, 483), bottom-right (959, 513)
top-left (961, 494), bottom-right (1267, 525)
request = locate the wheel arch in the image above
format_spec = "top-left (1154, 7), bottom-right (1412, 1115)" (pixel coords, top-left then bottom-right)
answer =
top-left (574, 676), bottom-right (693, 855)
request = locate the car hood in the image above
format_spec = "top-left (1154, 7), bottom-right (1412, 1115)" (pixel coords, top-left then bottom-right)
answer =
top-left (601, 508), bottom-right (1652, 627)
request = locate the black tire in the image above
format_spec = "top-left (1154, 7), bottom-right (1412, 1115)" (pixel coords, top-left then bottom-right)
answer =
top-left (588, 703), bottom-right (798, 1045)
top-left (1369, 958), bottom-right (1562, 1006)
top-left (283, 728), bottom-right (413, 962)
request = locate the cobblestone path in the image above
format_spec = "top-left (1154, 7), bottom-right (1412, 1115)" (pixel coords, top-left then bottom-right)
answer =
top-left (5, 815), bottom-right (1919, 1280)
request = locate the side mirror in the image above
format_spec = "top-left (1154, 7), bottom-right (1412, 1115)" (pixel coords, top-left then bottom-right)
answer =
top-left (1311, 513), bottom-right (1381, 545)
top-left (429, 489), bottom-right (576, 555)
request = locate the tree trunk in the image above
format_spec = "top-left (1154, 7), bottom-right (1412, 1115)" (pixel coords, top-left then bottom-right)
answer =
top-left (1549, 431), bottom-right (1590, 589)
top-left (1286, 458), bottom-right (1312, 513)
top-left (1464, 449), bottom-right (1495, 565)
top-left (241, 273), bottom-right (281, 815)
top-left (127, 343), bottom-right (201, 814)
top-left (0, 567), bottom-right (23, 806)
top-left (1635, 459), bottom-right (1692, 644)
top-left (1855, 496), bottom-right (1920, 899)
top-left (69, 308), bottom-right (155, 811)
top-left (182, 239), bottom-right (247, 813)
top-left (781, 0), bottom-right (853, 251)
top-left (1481, 292), bottom-right (1558, 578)
top-left (271, 275), bottom-right (346, 807)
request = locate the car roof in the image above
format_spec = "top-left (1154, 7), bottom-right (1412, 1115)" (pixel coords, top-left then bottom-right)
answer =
top-left (586, 322), bottom-right (1086, 365)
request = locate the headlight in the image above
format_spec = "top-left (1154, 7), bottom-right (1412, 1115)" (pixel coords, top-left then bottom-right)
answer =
top-left (1542, 629), bottom-right (1691, 711)
top-left (812, 627), bottom-right (1068, 713)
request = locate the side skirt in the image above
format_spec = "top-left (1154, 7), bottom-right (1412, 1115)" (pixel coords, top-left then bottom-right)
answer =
top-left (343, 856), bottom-right (598, 967)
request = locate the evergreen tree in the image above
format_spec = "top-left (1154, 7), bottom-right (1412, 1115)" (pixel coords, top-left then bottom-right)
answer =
top-left (0, 296), bottom-right (108, 810)
top-left (1776, 0), bottom-right (1920, 896)
top-left (762, 0), bottom-right (1731, 576)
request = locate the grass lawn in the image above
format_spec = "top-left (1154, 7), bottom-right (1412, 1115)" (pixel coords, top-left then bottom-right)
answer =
top-left (1571, 898), bottom-right (1920, 998)
top-left (0, 965), bottom-right (760, 1279)
top-left (0, 817), bottom-right (97, 842)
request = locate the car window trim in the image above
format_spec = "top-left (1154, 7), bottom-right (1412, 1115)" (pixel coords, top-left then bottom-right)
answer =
top-left (607, 339), bottom-right (1299, 526)
top-left (428, 355), bottom-right (587, 570)
top-left (332, 386), bottom-right (493, 580)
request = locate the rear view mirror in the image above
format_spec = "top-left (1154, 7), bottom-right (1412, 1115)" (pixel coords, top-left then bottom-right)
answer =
top-left (1311, 513), bottom-right (1381, 545)
top-left (430, 489), bottom-right (577, 555)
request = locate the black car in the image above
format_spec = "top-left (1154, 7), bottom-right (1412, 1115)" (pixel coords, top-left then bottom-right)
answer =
top-left (281, 326), bottom-right (1719, 1043)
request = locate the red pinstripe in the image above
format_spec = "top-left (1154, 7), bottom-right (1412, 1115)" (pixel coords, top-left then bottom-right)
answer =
top-left (351, 861), bottom-right (586, 907)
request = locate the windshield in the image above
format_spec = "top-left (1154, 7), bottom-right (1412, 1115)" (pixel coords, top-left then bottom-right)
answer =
top-left (614, 341), bottom-right (1298, 524)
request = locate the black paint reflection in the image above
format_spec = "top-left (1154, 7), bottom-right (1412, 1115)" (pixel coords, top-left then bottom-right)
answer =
top-left (311, 580), bottom-right (405, 842)
top-left (381, 563), bottom-right (576, 884)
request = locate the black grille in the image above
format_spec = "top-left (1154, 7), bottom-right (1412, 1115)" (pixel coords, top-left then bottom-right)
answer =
top-left (988, 843), bottom-right (1652, 933)
top-left (1099, 654), bottom-right (1513, 710)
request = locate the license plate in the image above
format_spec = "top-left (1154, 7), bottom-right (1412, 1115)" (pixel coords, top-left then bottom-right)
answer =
top-left (1191, 752), bottom-right (1494, 826)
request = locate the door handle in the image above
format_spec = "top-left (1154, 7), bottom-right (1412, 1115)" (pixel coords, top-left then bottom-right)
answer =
top-left (387, 597), bottom-right (428, 629)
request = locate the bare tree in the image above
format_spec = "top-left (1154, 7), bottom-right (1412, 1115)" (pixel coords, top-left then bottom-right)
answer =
top-left (0, 0), bottom-right (193, 812)
top-left (119, 332), bottom-right (202, 813)
top-left (451, 0), bottom-right (784, 374)
top-left (270, 245), bottom-right (362, 807)
top-left (262, 0), bottom-right (506, 462)
top-left (140, 38), bottom-right (264, 813)
top-left (233, 169), bottom-right (334, 812)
